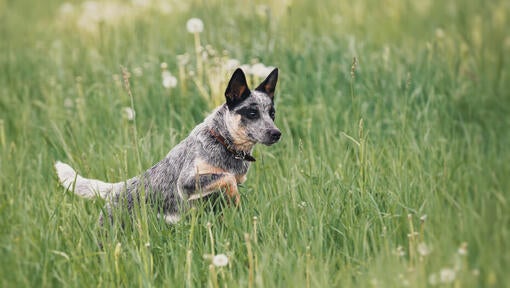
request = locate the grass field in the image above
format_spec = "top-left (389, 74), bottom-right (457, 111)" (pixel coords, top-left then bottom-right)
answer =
top-left (1, 0), bottom-right (509, 287)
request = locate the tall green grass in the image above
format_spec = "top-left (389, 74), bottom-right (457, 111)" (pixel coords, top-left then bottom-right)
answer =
top-left (1, 0), bottom-right (509, 286)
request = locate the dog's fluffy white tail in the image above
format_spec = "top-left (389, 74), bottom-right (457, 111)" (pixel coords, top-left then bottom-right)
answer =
top-left (54, 161), bottom-right (123, 199)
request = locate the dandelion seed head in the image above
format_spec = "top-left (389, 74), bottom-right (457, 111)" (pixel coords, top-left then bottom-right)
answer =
top-left (251, 63), bottom-right (275, 78)
top-left (162, 70), bottom-right (171, 78)
top-left (162, 70), bottom-right (177, 88)
top-left (201, 49), bottom-right (208, 60)
top-left (82, 1), bottom-right (100, 15)
top-left (298, 201), bottom-right (307, 209)
top-left (133, 67), bottom-right (143, 77)
top-left (417, 242), bottom-right (431, 256)
top-left (395, 245), bottom-right (406, 257)
top-left (439, 268), bottom-right (456, 283)
top-left (428, 273), bottom-right (438, 286)
top-left (160, 62), bottom-right (168, 70)
top-left (177, 54), bottom-right (190, 66)
top-left (205, 45), bottom-right (216, 56)
top-left (186, 18), bottom-right (204, 33)
top-left (162, 75), bottom-right (177, 88)
top-left (159, 2), bottom-right (172, 14)
top-left (59, 2), bottom-right (75, 16)
top-left (458, 242), bottom-right (468, 256)
top-left (122, 107), bottom-right (136, 121)
top-left (223, 59), bottom-right (240, 71)
top-left (212, 254), bottom-right (229, 267)
top-left (239, 64), bottom-right (252, 75)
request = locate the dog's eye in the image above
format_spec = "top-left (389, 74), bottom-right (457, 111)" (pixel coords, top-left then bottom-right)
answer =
top-left (239, 108), bottom-right (259, 120)
top-left (246, 109), bottom-right (259, 119)
top-left (269, 109), bottom-right (275, 120)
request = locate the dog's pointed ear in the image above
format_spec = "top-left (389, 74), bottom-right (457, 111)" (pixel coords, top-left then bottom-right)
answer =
top-left (225, 68), bottom-right (251, 109)
top-left (255, 68), bottom-right (278, 99)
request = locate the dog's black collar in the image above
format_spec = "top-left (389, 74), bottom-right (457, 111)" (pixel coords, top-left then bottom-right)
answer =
top-left (209, 129), bottom-right (256, 162)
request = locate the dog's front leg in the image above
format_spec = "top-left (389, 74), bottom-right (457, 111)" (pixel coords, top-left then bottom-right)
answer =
top-left (182, 173), bottom-right (240, 205)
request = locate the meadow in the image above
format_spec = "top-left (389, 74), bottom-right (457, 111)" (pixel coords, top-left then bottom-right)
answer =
top-left (1, 0), bottom-right (509, 287)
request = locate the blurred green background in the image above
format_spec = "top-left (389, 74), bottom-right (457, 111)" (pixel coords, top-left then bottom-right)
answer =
top-left (1, 0), bottom-right (509, 287)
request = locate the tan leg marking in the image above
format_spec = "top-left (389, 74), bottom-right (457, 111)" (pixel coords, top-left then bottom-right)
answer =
top-left (236, 174), bottom-right (247, 184)
top-left (195, 158), bottom-right (226, 174)
top-left (201, 174), bottom-right (240, 205)
top-left (189, 159), bottom-right (241, 205)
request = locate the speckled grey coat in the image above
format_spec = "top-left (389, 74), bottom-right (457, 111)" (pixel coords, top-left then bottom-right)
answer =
top-left (55, 68), bottom-right (280, 224)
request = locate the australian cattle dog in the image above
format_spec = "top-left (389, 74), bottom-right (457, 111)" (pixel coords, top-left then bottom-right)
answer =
top-left (55, 68), bottom-right (280, 225)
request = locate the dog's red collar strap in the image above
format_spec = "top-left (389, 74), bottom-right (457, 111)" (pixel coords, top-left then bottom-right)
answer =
top-left (209, 129), bottom-right (256, 162)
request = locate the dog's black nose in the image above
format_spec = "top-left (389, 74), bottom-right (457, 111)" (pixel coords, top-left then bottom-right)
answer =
top-left (269, 129), bottom-right (281, 142)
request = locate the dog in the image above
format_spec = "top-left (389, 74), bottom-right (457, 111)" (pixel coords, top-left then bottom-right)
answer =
top-left (55, 68), bottom-right (280, 225)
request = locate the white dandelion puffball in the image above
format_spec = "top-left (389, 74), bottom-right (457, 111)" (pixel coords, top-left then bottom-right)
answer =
top-left (417, 242), bottom-right (431, 256)
top-left (177, 54), bottom-right (190, 66)
top-left (223, 59), bottom-right (240, 71)
top-left (428, 273), bottom-right (438, 286)
top-left (439, 268), bottom-right (456, 283)
top-left (250, 63), bottom-right (267, 77)
top-left (59, 3), bottom-right (75, 16)
top-left (186, 18), bottom-right (204, 33)
top-left (251, 63), bottom-right (275, 78)
top-left (457, 242), bottom-right (468, 256)
top-left (239, 64), bottom-right (252, 75)
top-left (133, 67), bottom-right (143, 77)
top-left (122, 107), bottom-right (135, 121)
top-left (212, 254), bottom-right (229, 267)
top-left (162, 71), bottom-right (177, 88)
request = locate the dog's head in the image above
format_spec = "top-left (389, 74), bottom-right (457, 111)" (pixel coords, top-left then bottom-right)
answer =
top-left (224, 68), bottom-right (281, 148)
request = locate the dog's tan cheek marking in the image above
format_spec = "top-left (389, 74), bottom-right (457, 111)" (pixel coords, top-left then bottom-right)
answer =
top-left (227, 114), bottom-right (253, 151)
